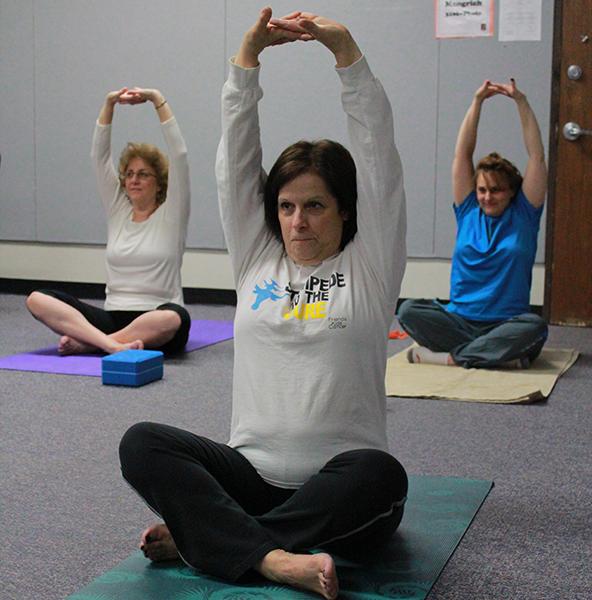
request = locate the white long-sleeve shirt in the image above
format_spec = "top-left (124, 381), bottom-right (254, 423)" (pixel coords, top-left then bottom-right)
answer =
top-left (216, 57), bottom-right (406, 488)
top-left (91, 117), bottom-right (190, 310)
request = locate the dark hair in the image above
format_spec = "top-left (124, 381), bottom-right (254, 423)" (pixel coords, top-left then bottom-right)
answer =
top-left (264, 140), bottom-right (357, 250)
top-left (119, 142), bottom-right (168, 205)
top-left (474, 152), bottom-right (523, 194)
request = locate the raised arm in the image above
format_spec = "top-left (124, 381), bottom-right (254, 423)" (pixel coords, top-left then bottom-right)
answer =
top-left (97, 88), bottom-right (127, 125)
top-left (452, 80), bottom-right (497, 205)
top-left (493, 79), bottom-right (547, 208)
top-left (272, 12), bottom-right (406, 298)
top-left (216, 8), bottom-right (311, 278)
top-left (93, 89), bottom-right (127, 212)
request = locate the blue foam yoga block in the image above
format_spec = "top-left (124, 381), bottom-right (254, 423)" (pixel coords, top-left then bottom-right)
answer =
top-left (102, 349), bottom-right (164, 387)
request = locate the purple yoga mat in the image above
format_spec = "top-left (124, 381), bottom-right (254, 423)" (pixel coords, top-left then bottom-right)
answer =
top-left (0, 319), bottom-right (234, 377)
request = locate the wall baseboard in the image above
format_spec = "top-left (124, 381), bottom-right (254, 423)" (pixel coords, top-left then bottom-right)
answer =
top-left (0, 278), bottom-right (237, 306)
top-left (1, 277), bottom-right (543, 316)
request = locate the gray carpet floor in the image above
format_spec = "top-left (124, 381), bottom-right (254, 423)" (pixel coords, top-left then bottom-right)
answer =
top-left (1, 292), bottom-right (590, 600)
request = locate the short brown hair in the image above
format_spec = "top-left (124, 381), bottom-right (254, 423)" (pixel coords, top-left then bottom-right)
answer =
top-left (264, 140), bottom-right (357, 250)
top-left (474, 152), bottom-right (522, 194)
top-left (118, 142), bottom-right (168, 205)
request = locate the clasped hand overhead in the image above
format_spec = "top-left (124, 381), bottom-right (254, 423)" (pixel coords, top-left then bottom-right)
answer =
top-left (475, 78), bottom-right (526, 103)
top-left (105, 87), bottom-right (162, 106)
top-left (237, 6), bottom-right (362, 68)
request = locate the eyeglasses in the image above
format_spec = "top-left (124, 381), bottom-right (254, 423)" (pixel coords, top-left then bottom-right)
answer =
top-left (124, 170), bottom-right (156, 181)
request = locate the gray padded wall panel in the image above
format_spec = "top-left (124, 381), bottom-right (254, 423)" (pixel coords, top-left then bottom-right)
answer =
top-left (1, 0), bottom-right (554, 260)
top-left (33, 0), bottom-right (225, 248)
top-left (0, 0), bottom-right (36, 240)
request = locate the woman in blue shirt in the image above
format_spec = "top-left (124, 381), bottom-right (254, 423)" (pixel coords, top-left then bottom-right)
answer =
top-left (398, 79), bottom-right (548, 368)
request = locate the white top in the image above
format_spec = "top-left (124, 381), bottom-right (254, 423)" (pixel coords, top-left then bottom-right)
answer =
top-left (216, 57), bottom-right (407, 488)
top-left (91, 117), bottom-right (190, 310)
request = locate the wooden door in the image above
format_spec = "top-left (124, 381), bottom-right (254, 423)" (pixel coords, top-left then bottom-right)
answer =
top-left (545, 0), bottom-right (592, 326)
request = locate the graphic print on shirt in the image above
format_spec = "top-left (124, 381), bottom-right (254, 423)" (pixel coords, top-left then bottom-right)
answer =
top-left (251, 272), bottom-right (347, 324)
top-left (251, 279), bottom-right (289, 310)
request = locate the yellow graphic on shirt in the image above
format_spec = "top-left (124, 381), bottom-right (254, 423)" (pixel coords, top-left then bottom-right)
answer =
top-left (282, 272), bottom-right (346, 321)
top-left (283, 301), bottom-right (327, 320)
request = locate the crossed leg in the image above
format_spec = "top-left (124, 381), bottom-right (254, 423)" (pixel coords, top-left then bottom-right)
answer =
top-left (26, 291), bottom-right (181, 355)
top-left (398, 299), bottom-right (548, 368)
top-left (105, 309), bottom-right (181, 350)
top-left (120, 423), bottom-right (407, 600)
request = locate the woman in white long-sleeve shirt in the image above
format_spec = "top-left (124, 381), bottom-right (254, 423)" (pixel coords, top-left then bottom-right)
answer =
top-left (120, 9), bottom-right (407, 599)
top-left (26, 87), bottom-right (191, 355)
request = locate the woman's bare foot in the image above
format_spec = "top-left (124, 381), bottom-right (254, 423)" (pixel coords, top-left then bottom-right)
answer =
top-left (257, 549), bottom-right (339, 599)
top-left (58, 335), bottom-right (96, 355)
top-left (109, 339), bottom-right (144, 354)
top-left (58, 335), bottom-right (143, 355)
top-left (140, 523), bottom-right (180, 562)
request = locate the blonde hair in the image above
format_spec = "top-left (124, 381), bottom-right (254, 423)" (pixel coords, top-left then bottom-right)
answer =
top-left (118, 142), bottom-right (168, 205)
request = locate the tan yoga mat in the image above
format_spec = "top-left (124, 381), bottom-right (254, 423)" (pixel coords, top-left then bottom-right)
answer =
top-left (385, 346), bottom-right (579, 403)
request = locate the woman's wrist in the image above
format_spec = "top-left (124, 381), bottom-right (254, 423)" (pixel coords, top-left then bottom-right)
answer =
top-left (514, 93), bottom-right (528, 106)
top-left (332, 32), bottom-right (362, 68)
top-left (148, 90), bottom-right (162, 105)
top-left (236, 37), bottom-right (261, 68)
top-left (334, 47), bottom-right (362, 68)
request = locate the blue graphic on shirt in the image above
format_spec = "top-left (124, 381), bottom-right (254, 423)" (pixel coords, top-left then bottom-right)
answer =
top-left (251, 279), bottom-right (289, 310)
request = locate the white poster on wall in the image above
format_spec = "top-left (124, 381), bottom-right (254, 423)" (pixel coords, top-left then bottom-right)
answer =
top-left (499, 0), bottom-right (542, 42)
top-left (435, 0), bottom-right (494, 39)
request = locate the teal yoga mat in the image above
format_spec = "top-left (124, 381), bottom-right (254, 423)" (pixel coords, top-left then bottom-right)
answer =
top-left (68, 475), bottom-right (493, 600)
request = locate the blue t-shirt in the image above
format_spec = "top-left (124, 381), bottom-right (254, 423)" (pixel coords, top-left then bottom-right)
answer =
top-left (446, 189), bottom-right (543, 322)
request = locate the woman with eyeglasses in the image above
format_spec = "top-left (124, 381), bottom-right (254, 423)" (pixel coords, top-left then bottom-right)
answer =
top-left (26, 88), bottom-right (191, 355)
top-left (398, 78), bottom-right (548, 369)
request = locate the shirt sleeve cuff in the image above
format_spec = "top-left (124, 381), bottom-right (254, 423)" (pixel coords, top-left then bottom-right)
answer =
top-left (336, 55), bottom-right (373, 89)
top-left (228, 57), bottom-right (261, 90)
